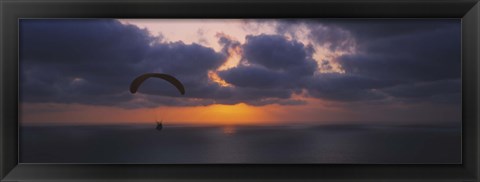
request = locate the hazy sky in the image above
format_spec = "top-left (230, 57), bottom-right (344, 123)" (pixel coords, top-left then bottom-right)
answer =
top-left (19, 19), bottom-right (461, 126)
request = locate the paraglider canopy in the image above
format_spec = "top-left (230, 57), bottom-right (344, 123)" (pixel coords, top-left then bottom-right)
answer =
top-left (130, 73), bottom-right (185, 95)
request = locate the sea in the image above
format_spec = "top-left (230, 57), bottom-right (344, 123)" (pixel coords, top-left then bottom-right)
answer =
top-left (20, 124), bottom-right (461, 164)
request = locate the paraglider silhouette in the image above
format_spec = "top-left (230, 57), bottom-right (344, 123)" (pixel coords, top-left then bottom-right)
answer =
top-left (129, 73), bottom-right (185, 95)
top-left (156, 121), bottom-right (163, 131)
top-left (130, 73), bottom-right (185, 131)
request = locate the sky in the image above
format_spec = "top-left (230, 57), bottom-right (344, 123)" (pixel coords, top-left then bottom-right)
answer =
top-left (19, 19), bottom-right (461, 126)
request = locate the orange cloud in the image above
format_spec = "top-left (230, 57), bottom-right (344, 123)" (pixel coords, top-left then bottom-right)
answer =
top-left (208, 71), bottom-right (232, 87)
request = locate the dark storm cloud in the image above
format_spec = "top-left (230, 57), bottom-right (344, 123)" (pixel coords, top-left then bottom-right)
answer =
top-left (20, 20), bottom-right (307, 107)
top-left (330, 20), bottom-right (461, 103)
top-left (20, 19), bottom-right (230, 108)
top-left (242, 34), bottom-right (317, 76)
top-left (305, 73), bottom-right (393, 101)
top-left (337, 22), bottom-right (461, 80)
top-left (242, 98), bottom-right (307, 106)
top-left (219, 65), bottom-right (288, 89)
top-left (218, 34), bottom-right (318, 89)
top-left (20, 19), bottom-right (461, 108)
top-left (321, 19), bottom-right (459, 44)
top-left (216, 34), bottom-right (317, 105)
top-left (272, 19), bottom-right (461, 103)
top-left (276, 19), bottom-right (458, 53)
top-left (383, 79), bottom-right (461, 99)
top-left (20, 19), bottom-right (152, 105)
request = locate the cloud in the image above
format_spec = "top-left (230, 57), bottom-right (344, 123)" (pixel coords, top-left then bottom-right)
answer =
top-left (274, 19), bottom-right (459, 52)
top-left (20, 19), bottom-right (152, 106)
top-left (322, 19), bottom-right (459, 43)
top-left (219, 65), bottom-right (287, 89)
top-left (20, 20), bottom-right (309, 107)
top-left (305, 73), bottom-right (393, 101)
top-left (216, 32), bottom-right (242, 55)
top-left (275, 20), bottom-right (356, 52)
top-left (20, 20), bottom-right (229, 108)
top-left (20, 19), bottom-right (462, 109)
top-left (331, 20), bottom-right (461, 104)
top-left (383, 79), bottom-right (461, 104)
top-left (270, 19), bottom-right (461, 104)
top-left (242, 34), bottom-right (317, 76)
top-left (215, 34), bottom-right (318, 105)
top-left (337, 23), bottom-right (461, 81)
top-left (218, 34), bottom-right (318, 89)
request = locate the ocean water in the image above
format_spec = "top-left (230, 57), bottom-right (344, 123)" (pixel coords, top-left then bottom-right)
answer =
top-left (20, 124), bottom-right (461, 164)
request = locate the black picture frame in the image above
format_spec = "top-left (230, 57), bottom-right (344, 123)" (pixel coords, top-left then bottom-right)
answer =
top-left (1, 0), bottom-right (479, 181)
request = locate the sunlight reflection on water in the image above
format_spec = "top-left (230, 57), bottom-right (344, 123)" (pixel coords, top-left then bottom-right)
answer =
top-left (222, 126), bottom-right (237, 135)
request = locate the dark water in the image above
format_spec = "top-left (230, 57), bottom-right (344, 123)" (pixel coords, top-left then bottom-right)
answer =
top-left (20, 124), bottom-right (461, 164)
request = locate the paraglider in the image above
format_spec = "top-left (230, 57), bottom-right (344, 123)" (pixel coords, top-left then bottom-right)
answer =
top-left (156, 120), bottom-right (163, 131)
top-left (129, 73), bottom-right (185, 95)
top-left (129, 73), bottom-right (185, 131)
